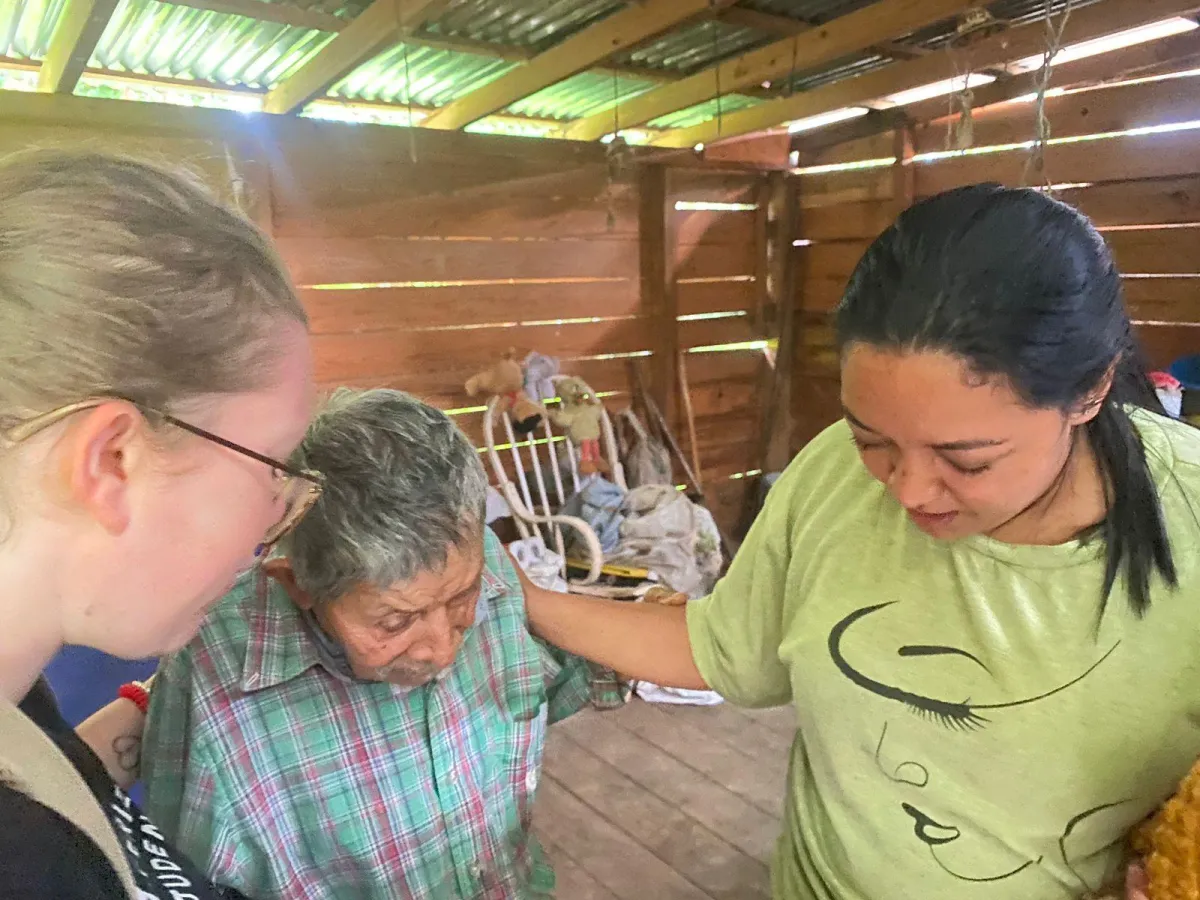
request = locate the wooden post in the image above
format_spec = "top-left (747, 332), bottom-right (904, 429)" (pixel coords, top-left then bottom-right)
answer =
top-left (763, 172), bottom-right (799, 474)
top-left (738, 170), bottom-right (798, 534)
top-left (638, 164), bottom-right (678, 431)
top-left (892, 123), bottom-right (916, 212)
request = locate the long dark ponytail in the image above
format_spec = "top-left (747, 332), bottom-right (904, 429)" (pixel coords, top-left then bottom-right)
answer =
top-left (836, 183), bottom-right (1176, 615)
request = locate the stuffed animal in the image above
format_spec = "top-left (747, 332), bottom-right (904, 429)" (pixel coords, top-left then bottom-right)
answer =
top-left (550, 376), bottom-right (609, 475)
top-left (1126, 757), bottom-right (1200, 900)
top-left (465, 353), bottom-right (545, 435)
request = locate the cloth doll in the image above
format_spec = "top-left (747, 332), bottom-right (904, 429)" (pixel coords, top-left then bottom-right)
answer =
top-left (549, 376), bottom-right (609, 475)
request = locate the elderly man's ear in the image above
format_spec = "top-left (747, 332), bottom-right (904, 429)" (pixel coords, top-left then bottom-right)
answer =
top-left (261, 558), bottom-right (316, 611)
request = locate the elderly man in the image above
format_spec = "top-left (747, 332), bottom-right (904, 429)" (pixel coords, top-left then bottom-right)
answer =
top-left (141, 388), bottom-right (593, 899)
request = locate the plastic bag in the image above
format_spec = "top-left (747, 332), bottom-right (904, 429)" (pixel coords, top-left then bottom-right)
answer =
top-left (616, 409), bottom-right (673, 489)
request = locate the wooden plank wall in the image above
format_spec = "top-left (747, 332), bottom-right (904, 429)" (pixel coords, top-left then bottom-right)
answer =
top-left (791, 73), bottom-right (1200, 449)
top-left (0, 93), bottom-right (768, 532)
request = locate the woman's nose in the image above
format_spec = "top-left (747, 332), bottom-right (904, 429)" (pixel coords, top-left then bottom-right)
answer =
top-left (887, 455), bottom-right (941, 510)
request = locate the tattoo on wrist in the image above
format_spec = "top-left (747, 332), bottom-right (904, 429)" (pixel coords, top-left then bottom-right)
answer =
top-left (113, 735), bottom-right (142, 773)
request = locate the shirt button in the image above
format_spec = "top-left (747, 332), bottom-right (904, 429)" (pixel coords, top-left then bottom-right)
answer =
top-left (468, 863), bottom-right (483, 879)
top-left (525, 769), bottom-right (538, 792)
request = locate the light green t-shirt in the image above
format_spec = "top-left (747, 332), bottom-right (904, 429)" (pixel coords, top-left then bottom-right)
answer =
top-left (687, 409), bottom-right (1200, 900)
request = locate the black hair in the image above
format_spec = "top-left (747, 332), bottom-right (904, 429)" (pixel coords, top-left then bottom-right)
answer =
top-left (836, 183), bottom-right (1175, 616)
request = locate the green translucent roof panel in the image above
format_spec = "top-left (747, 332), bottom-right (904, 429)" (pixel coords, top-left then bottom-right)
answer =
top-left (648, 94), bottom-right (762, 130)
top-left (507, 70), bottom-right (657, 121)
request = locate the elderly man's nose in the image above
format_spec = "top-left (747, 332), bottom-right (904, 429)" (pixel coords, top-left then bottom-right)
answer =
top-left (421, 607), bottom-right (460, 668)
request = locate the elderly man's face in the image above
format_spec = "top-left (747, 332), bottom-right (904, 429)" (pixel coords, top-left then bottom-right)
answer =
top-left (270, 537), bottom-right (485, 687)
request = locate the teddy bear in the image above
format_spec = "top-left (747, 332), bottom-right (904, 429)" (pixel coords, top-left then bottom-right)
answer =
top-left (464, 352), bottom-right (545, 435)
top-left (549, 376), bottom-right (609, 476)
top-left (1126, 757), bottom-right (1200, 900)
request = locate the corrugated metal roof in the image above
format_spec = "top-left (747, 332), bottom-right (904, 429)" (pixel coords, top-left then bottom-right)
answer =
top-left (424, 0), bottom-right (623, 52)
top-left (738, 0), bottom-right (880, 24)
top-left (613, 18), bottom-right (770, 75)
top-left (0, 0), bottom-right (1170, 139)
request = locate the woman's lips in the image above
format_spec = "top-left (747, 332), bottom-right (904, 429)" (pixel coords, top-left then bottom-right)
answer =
top-left (908, 509), bottom-right (959, 531)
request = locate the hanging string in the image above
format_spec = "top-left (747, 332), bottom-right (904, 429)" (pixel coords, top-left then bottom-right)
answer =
top-left (1023, 0), bottom-right (1074, 187)
top-left (711, 19), bottom-right (723, 138)
top-left (393, 0), bottom-right (418, 163)
top-left (402, 40), bottom-right (418, 163)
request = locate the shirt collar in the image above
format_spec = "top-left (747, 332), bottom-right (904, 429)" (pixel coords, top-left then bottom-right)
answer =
top-left (240, 559), bottom-right (509, 694)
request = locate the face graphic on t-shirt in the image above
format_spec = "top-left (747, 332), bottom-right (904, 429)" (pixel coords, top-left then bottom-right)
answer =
top-left (828, 600), bottom-right (1130, 894)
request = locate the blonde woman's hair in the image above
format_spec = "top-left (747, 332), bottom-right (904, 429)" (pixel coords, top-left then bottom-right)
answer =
top-left (0, 150), bottom-right (306, 430)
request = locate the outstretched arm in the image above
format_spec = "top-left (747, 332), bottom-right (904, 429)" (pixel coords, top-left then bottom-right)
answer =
top-left (515, 563), bottom-right (709, 691)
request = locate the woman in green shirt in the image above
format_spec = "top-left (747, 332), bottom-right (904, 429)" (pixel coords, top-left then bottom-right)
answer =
top-left (524, 183), bottom-right (1199, 900)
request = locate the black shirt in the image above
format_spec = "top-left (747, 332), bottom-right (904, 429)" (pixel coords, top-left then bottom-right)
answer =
top-left (1, 678), bottom-right (249, 900)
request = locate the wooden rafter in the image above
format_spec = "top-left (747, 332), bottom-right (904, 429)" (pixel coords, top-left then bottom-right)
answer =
top-left (263, 0), bottom-right (447, 115)
top-left (37, 0), bottom-right (120, 94)
top-left (560, 0), bottom-right (982, 142)
top-left (654, 0), bottom-right (1200, 147)
top-left (794, 28), bottom-right (1200, 159)
top-left (422, 0), bottom-right (736, 130)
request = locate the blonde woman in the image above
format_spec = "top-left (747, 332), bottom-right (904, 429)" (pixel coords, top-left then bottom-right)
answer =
top-left (0, 152), bottom-right (317, 900)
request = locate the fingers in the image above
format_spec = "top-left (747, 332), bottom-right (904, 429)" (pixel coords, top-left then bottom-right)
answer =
top-left (1125, 861), bottom-right (1148, 900)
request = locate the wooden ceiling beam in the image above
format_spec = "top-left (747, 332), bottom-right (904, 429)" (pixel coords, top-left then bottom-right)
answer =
top-left (560, 0), bottom-right (980, 141)
top-left (421, 0), bottom-right (736, 130)
top-left (37, 0), bottom-right (120, 94)
top-left (654, 0), bottom-right (1200, 147)
top-left (263, 0), bottom-right (447, 115)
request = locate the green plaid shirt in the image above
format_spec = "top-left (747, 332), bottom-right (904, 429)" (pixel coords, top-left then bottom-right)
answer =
top-left (142, 528), bottom-right (592, 899)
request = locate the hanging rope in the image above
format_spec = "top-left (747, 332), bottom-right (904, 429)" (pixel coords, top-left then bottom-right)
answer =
top-left (941, 8), bottom-right (1004, 152)
top-left (944, 47), bottom-right (976, 152)
top-left (1023, 0), bottom-right (1075, 187)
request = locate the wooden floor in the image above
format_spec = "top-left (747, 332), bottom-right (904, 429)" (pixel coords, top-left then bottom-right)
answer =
top-left (534, 699), bottom-right (794, 900)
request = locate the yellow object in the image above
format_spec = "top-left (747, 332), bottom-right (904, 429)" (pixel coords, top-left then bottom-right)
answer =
top-left (564, 557), bottom-right (651, 580)
top-left (1134, 756), bottom-right (1200, 900)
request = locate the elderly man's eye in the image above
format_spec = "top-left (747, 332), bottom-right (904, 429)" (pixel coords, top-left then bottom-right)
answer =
top-left (379, 615), bottom-right (416, 635)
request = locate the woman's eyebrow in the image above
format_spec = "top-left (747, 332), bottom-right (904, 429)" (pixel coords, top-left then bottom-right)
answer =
top-left (933, 437), bottom-right (1008, 451)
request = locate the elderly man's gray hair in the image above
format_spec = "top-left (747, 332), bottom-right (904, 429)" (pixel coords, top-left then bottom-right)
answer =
top-left (282, 388), bottom-right (489, 603)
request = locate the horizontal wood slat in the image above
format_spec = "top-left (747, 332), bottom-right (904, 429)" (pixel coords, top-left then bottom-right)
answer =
top-left (915, 130), bottom-right (1200, 197)
top-left (913, 75), bottom-right (1200, 157)
top-left (677, 280), bottom-right (758, 316)
top-left (675, 242), bottom-right (757, 281)
top-left (1070, 177), bottom-right (1200, 227)
top-left (278, 236), bottom-right (639, 287)
top-left (1104, 227), bottom-right (1200, 275)
top-left (312, 319), bottom-right (649, 383)
top-left (674, 209), bottom-right (758, 247)
top-left (274, 166), bottom-right (638, 240)
top-left (301, 281), bottom-right (641, 335)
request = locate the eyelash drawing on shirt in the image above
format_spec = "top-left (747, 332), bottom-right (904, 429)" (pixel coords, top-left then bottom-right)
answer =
top-left (829, 602), bottom-right (1120, 731)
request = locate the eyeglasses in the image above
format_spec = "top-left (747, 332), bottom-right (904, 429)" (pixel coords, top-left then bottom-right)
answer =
top-left (3, 399), bottom-right (323, 548)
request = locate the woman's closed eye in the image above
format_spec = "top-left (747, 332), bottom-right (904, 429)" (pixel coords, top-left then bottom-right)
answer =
top-left (942, 455), bottom-right (994, 476)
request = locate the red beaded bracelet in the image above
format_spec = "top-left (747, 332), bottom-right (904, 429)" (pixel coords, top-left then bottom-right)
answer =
top-left (117, 681), bottom-right (150, 715)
